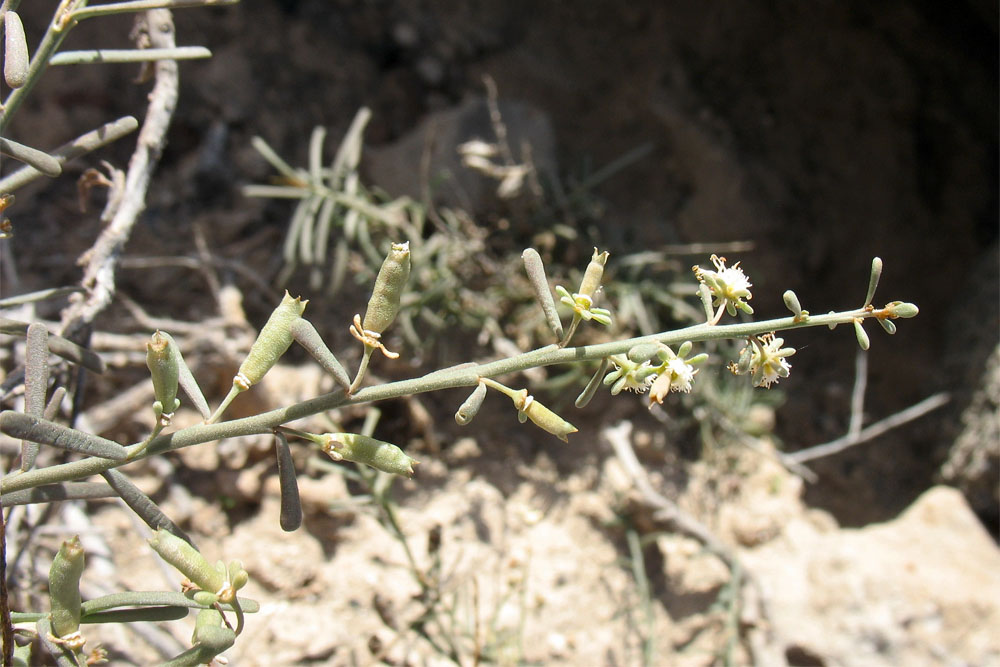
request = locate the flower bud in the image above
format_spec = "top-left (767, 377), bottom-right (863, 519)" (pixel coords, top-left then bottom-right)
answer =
top-left (627, 343), bottom-right (661, 364)
top-left (147, 331), bottom-right (180, 424)
top-left (234, 292), bottom-right (308, 390)
top-left (362, 242), bottom-right (410, 334)
top-left (49, 536), bottom-right (85, 641)
top-left (455, 382), bottom-right (487, 425)
top-left (323, 432), bottom-right (417, 477)
top-left (578, 247), bottom-right (609, 298)
top-left (149, 528), bottom-right (225, 596)
top-left (782, 290), bottom-right (804, 318)
top-left (885, 301), bottom-right (919, 318)
top-left (865, 257), bottom-right (883, 307)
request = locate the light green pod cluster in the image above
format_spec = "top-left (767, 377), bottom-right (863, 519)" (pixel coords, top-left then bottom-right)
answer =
top-left (323, 432), bottom-right (417, 477)
top-left (234, 291), bottom-right (308, 391)
top-left (362, 242), bottom-right (410, 334)
top-left (48, 536), bottom-right (85, 646)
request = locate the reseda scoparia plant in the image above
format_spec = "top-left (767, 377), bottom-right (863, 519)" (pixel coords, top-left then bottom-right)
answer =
top-left (1, 241), bottom-right (917, 663)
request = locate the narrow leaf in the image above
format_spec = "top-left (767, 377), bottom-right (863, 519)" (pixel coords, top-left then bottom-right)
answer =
top-left (101, 469), bottom-right (192, 544)
top-left (0, 411), bottom-right (127, 460)
top-left (274, 433), bottom-right (302, 531)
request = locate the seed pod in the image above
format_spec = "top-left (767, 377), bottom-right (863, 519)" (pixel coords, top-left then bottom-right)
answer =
top-left (147, 331), bottom-right (180, 423)
top-left (455, 382), bottom-right (487, 425)
top-left (521, 248), bottom-right (564, 339)
top-left (362, 242), bottom-right (410, 334)
top-left (512, 389), bottom-right (577, 443)
top-left (234, 292), bottom-right (308, 390)
top-left (149, 528), bottom-right (225, 596)
top-left (49, 536), bottom-right (85, 640)
top-left (4, 11), bottom-right (29, 89)
top-left (578, 247), bottom-right (609, 298)
top-left (323, 432), bottom-right (417, 477)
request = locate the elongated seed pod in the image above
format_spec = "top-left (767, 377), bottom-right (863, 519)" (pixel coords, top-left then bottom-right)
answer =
top-left (576, 358), bottom-right (610, 408)
top-left (49, 536), bottom-right (85, 639)
top-left (234, 292), bottom-right (308, 390)
top-left (274, 432), bottom-right (302, 531)
top-left (4, 11), bottom-right (29, 88)
top-left (149, 528), bottom-right (225, 596)
top-left (289, 318), bottom-right (351, 392)
top-left (521, 396), bottom-right (578, 442)
top-left (521, 248), bottom-right (564, 339)
top-left (323, 432), bottom-right (417, 477)
top-left (455, 382), bottom-right (487, 425)
top-left (362, 242), bottom-right (410, 334)
top-left (578, 248), bottom-right (609, 298)
top-left (147, 331), bottom-right (180, 422)
top-left (152, 331), bottom-right (211, 420)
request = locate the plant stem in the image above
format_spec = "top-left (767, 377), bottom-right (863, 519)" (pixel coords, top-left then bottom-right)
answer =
top-left (0, 305), bottom-right (896, 494)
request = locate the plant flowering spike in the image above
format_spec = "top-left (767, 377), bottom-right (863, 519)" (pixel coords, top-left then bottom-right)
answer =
top-left (323, 432), bottom-right (418, 477)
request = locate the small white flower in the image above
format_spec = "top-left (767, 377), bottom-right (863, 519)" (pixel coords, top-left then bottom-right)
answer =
top-left (693, 254), bottom-right (754, 323)
top-left (748, 334), bottom-right (796, 388)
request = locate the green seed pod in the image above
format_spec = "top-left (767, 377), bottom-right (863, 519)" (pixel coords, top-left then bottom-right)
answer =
top-left (362, 242), bottom-right (410, 334)
top-left (149, 528), bottom-right (225, 596)
top-left (522, 395), bottom-right (578, 443)
top-left (455, 382), bottom-right (487, 425)
top-left (234, 292), bottom-right (308, 390)
top-left (4, 11), bottom-right (29, 89)
top-left (49, 536), bottom-right (85, 640)
top-left (578, 247), bottom-right (609, 298)
top-left (147, 331), bottom-right (181, 423)
top-left (323, 432), bottom-right (417, 477)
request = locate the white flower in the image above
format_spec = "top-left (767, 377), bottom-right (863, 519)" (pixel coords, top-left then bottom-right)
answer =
top-left (693, 254), bottom-right (754, 323)
top-left (748, 334), bottom-right (796, 388)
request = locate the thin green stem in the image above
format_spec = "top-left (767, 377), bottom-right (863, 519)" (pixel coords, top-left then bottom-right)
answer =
top-left (350, 345), bottom-right (375, 394)
top-left (0, 305), bottom-right (896, 494)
